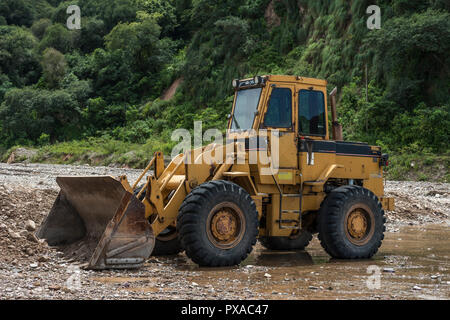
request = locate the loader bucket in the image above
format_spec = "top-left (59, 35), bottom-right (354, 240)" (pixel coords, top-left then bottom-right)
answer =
top-left (37, 176), bottom-right (155, 269)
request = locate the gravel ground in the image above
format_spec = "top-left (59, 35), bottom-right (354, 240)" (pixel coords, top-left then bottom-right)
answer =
top-left (0, 163), bottom-right (448, 300)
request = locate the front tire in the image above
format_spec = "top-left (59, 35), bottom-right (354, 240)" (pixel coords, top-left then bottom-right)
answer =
top-left (177, 181), bottom-right (259, 267)
top-left (318, 185), bottom-right (386, 259)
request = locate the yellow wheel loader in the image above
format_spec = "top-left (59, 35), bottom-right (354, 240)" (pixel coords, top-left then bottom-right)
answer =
top-left (37, 75), bottom-right (395, 269)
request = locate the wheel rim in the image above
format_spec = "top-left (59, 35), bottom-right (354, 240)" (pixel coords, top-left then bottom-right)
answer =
top-left (344, 203), bottom-right (375, 246)
top-left (206, 202), bottom-right (245, 249)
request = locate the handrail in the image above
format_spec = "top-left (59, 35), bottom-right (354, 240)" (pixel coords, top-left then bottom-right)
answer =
top-left (132, 156), bottom-right (156, 190)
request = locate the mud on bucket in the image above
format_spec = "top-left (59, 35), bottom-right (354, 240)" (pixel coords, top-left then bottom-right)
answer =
top-left (37, 176), bottom-right (155, 269)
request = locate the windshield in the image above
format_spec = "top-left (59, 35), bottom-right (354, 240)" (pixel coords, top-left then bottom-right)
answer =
top-left (230, 88), bottom-right (262, 131)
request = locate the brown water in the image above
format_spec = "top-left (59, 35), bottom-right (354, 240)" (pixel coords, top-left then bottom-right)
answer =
top-left (93, 224), bottom-right (450, 300)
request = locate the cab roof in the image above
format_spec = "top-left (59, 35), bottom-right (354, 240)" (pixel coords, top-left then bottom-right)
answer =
top-left (264, 75), bottom-right (327, 87)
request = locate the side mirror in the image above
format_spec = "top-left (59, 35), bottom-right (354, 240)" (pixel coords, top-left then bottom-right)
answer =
top-left (227, 114), bottom-right (232, 119)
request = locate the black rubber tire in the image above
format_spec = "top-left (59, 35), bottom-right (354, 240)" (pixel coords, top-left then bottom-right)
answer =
top-left (318, 185), bottom-right (386, 259)
top-left (259, 230), bottom-right (313, 251)
top-left (133, 186), bottom-right (182, 256)
top-left (177, 180), bottom-right (259, 267)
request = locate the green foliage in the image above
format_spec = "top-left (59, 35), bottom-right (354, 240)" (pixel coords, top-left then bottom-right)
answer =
top-left (0, 0), bottom-right (448, 180)
top-left (0, 73), bottom-right (13, 102)
top-left (83, 97), bottom-right (125, 133)
top-left (38, 23), bottom-right (73, 53)
top-left (137, 0), bottom-right (178, 37)
top-left (76, 17), bottom-right (107, 53)
top-left (41, 48), bottom-right (67, 89)
top-left (0, 0), bottom-right (34, 27)
top-left (364, 9), bottom-right (450, 108)
top-left (0, 26), bottom-right (40, 87)
top-left (0, 88), bottom-right (82, 145)
top-left (390, 103), bottom-right (450, 153)
top-left (90, 15), bottom-right (177, 103)
top-left (31, 18), bottom-right (52, 39)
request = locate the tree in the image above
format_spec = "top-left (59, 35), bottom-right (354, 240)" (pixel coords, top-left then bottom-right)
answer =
top-left (39, 23), bottom-right (72, 53)
top-left (0, 26), bottom-right (40, 87)
top-left (0, 73), bottom-right (13, 103)
top-left (41, 48), bottom-right (67, 89)
top-left (137, 0), bottom-right (178, 37)
top-left (0, 88), bottom-right (82, 145)
top-left (364, 9), bottom-right (450, 108)
top-left (31, 18), bottom-right (52, 39)
top-left (0, 0), bottom-right (34, 27)
top-left (90, 15), bottom-right (176, 103)
top-left (77, 17), bottom-right (107, 53)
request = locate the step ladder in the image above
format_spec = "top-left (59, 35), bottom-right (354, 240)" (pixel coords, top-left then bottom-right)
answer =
top-left (271, 174), bottom-right (302, 230)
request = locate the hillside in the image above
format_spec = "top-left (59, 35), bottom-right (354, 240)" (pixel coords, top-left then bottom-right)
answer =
top-left (0, 0), bottom-right (449, 181)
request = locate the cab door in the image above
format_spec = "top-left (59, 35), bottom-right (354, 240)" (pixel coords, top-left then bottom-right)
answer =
top-left (260, 83), bottom-right (297, 184)
top-left (296, 85), bottom-right (330, 182)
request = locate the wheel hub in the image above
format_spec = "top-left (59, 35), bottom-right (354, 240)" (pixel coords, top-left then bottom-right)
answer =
top-left (207, 202), bottom-right (245, 249)
top-left (347, 209), bottom-right (368, 239)
top-left (211, 210), bottom-right (237, 242)
top-left (344, 204), bottom-right (374, 246)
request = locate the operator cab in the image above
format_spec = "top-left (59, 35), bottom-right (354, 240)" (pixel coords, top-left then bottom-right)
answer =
top-left (228, 75), bottom-right (329, 141)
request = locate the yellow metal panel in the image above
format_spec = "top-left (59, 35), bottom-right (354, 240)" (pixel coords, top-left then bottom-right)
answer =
top-left (380, 197), bottom-right (395, 211)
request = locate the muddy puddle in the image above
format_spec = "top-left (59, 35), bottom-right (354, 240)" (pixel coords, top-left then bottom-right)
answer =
top-left (92, 224), bottom-right (449, 300)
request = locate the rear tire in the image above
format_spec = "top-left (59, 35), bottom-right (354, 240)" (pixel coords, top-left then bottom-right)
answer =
top-left (177, 180), bottom-right (258, 267)
top-left (260, 230), bottom-right (312, 251)
top-left (134, 186), bottom-right (182, 256)
top-left (318, 185), bottom-right (386, 259)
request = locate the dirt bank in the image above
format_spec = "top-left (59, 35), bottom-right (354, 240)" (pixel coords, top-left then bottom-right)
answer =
top-left (0, 163), bottom-right (448, 300)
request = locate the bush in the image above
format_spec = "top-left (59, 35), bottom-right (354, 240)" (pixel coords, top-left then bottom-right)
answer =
top-left (0, 88), bottom-right (82, 146)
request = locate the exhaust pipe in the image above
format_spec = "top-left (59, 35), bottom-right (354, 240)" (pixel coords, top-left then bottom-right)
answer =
top-left (330, 87), bottom-right (343, 141)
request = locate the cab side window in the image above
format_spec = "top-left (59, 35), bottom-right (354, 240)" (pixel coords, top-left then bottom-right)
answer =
top-left (263, 88), bottom-right (292, 128)
top-left (298, 90), bottom-right (326, 136)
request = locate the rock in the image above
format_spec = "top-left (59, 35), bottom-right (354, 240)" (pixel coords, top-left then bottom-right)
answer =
top-left (9, 230), bottom-right (21, 239)
top-left (308, 286), bottom-right (319, 290)
top-left (6, 148), bottom-right (38, 164)
top-left (412, 286), bottom-right (422, 291)
top-left (25, 220), bottom-right (36, 232)
top-left (430, 275), bottom-right (439, 279)
top-left (19, 230), bottom-right (28, 237)
top-left (383, 268), bottom-right (395, 273)
top-left (191, 282), bottom-right (199, 286)
top-left (264, 273), bottom-right (272, 278)
top-left (48, 285), bottom-right (61, 291)
top-left (26, 233), bottom-right (39, 243)
top-left (38, 256), bottom-right (49, 262)
top-left (25, 248), bottom-right (34, 256)
top-left (30, 263), bottom-right (38, 268)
